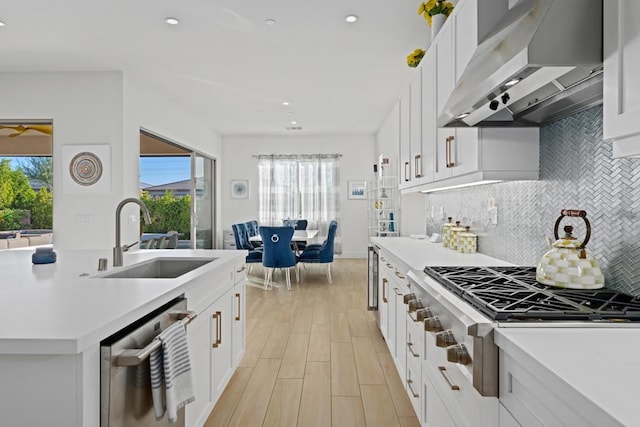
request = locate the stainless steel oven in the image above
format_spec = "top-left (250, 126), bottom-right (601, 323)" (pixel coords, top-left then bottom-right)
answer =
top-left (100, 297), bottom-right (195, 427)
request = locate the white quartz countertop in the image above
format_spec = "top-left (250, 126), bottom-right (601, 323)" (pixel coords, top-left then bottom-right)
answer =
top-left (495, 328), bottom-right (639, 427)
top-left (370, 236), bottom-right (514, 271)
top-left (0, 248), bottom-right (245, 355)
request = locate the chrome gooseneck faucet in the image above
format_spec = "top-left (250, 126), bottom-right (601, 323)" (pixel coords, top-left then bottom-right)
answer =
top-left (113, 198), bottom-right (152, 267)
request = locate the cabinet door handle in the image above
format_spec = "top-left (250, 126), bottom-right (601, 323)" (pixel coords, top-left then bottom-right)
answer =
top-left (212, 311), bottom-right (222, 348)
top-left (235, 293), bottom-right (241, 321)
top-left (404, 161), bottom-right (410, 181)
top-left (393, 287), bottom-right (403, 296)
top-left (438, 366), bottom-right (460, 391)
top-left (236, 265), bottom-right (246, 273)
top-left (414, 154), bottom-right (422, 178)
top-left (395, 271), bottom-right (405, 280)
top-left (407, 379), bottom-right (419, 398)
top-left (382, 278), bottom-right (388, 303)
top-left (446, 136), bottom-right (455, 168)
top-left (407, 341), bottom-right (420, 358)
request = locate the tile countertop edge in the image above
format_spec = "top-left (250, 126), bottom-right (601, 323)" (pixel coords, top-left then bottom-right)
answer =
top-left (494, 328), bottom-right (629, 427)
top-left (0, 249), bottom-right (246, 355)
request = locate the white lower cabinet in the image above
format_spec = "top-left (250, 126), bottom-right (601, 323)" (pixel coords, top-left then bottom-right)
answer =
top-left (499, 403), bottom-right (522, 427)
top-left (498, 350), bottom-right (595, 427)
top-left (406, 304), bottom-right (425, 421)
top-left (186, 303), bottom-right (214, 427)
top-left (232, 261), bottom-right (246, 366)
top-left (424, 371), bottom-right (457, 427)
top-left (391, 275), bottom-right (409, 379)
top-left (186, 261), bottom-right (246, 427)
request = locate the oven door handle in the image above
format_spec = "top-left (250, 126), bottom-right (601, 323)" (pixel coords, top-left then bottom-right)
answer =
top-left (115, 310), bottom-right (197, 366)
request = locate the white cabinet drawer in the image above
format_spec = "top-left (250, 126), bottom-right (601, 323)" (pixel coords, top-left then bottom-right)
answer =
top-left (424, 335), bottom-right (498, 427)
top-left (406, 355), bottom-right (423, 423)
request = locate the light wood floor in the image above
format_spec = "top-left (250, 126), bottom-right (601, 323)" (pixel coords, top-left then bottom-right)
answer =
top-left (204, 259), bottom-right (419, 427)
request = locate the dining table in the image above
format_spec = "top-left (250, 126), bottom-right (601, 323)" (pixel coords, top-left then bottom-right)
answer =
top-left (249, 229), bottom-right (319, 254)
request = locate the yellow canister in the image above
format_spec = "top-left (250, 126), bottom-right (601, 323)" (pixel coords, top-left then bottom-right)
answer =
top-left (458, 226), bottom-right (477, 253)
top-left (449, 222), bottom-right (466, 251)
top-left (442, 217), bottom-right (456, 247)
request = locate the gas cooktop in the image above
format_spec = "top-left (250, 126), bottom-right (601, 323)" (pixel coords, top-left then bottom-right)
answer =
top-left (423, 266), bottom-right (640, 322)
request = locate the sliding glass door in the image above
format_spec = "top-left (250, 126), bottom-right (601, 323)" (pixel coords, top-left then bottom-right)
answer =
top-left (191, 152), bottom-right (215, 249)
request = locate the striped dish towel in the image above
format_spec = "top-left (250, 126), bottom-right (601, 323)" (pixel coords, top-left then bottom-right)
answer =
top-left (149, 321), bottom-right (196, 423)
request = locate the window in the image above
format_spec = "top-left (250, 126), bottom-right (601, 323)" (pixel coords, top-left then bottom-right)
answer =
top-left (0, 122), bottom-right (53, 247)
top-left (257, 154), bottom-right (341, 253)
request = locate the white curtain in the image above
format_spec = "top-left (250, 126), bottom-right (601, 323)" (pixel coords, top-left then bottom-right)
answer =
top-left (257, 154), bottom-right (341, 253)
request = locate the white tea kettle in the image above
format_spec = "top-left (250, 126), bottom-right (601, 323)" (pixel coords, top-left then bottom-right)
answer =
top-left (536, 209), bottom-right (604, 289)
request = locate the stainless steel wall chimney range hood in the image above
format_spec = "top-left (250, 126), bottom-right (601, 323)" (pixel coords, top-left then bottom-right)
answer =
top-left (439, 0), bottom-right (603, 128)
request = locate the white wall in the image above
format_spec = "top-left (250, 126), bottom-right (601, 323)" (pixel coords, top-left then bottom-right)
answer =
top-left (221, 135), bottom-right (376, 258)
top-left (0, 71), bottom-right (222, 250)
top-left (123, 75), bottom-right (223, 247)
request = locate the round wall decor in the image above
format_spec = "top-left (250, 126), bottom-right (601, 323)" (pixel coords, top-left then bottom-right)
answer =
top-left (69, 151), bottom-right (103, 186)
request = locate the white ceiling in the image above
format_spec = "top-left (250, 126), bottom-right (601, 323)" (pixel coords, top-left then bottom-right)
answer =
top-left (0, 0), bottom-right (429, 136)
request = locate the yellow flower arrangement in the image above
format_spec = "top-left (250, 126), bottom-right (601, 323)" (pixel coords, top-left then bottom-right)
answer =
top-left (406, 48), bottom-right (426, 68)
top-left (418, 0), bottom-right (455, 26)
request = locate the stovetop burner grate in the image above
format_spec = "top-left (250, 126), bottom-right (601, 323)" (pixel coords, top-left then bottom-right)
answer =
top-left (423, 266), bottom-right (640, 322)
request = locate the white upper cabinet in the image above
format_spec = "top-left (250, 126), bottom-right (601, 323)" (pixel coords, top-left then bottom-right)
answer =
top-left (410, 71), bottom-right (423, 181)
top-left (399, 85), bottom-right (412, 184)
top-left (430, 126), bottom-right (539, 192)
top-left (436, 21), bottom-right (455, 117)
top-left (604, 0), bottom-right (640, 157)
top-left (453, 0), bottom-right (508, 83)
top-left (420, 52), bottom-right (437, 185)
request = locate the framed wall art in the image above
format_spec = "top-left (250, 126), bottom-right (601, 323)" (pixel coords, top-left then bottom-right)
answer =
top-left (62, 144), bottom-right (111, 194)
top-left (231, 179), bottom-right (249, 199)
top-left (348, 180), bottom-right (367, 200)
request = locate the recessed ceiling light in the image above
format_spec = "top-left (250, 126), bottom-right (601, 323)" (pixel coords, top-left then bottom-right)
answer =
top-left (282, 101), bottom-right (290, 106)
top-left (291, 121), bottom-right (297, 125)
top-left (265, 18), bottom-right (276, 25)
top-left (165, 17), bottom-right (179, 25)
top-left (505, 78), bottom-right (521, 87)
top-left (345, 15), bottom-right (358, 23)
top-left (0, 21), bottom-right (6, 27)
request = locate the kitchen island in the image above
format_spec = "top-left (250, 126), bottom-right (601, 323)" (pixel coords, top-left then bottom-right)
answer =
top-left (0, 247), bottom-right (247, 427)
top-left (371, 237), bottom-right (638, 427)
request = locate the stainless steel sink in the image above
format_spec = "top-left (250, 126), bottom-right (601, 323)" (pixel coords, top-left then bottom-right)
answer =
top-left (96, 257), bottom-right (216, 279)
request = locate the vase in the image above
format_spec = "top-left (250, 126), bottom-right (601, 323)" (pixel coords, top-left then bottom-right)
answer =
top-left (431, 14), bottom-right (446, 40)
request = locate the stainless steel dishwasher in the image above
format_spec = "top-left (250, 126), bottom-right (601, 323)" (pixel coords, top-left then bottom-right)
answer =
top-left (100, 297), bottom-right (196, 427)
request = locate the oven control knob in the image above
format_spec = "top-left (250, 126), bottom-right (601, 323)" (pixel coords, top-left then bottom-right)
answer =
top-left (447, 343), bottom-right (472, 365)
top-left (416, 307), bottom-right (433, 321)
top-left (403, 293), bottom-right (416, 304)
top-left (424, 316), bottom-right (444, 332)
top-left (436, 330), bottom-right (457, 347)
top-left (408, 299), bottom-right (424, 312)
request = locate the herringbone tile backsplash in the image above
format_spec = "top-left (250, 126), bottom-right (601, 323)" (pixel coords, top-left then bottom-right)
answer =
top-left (425, 106), bottom-right (640, 295)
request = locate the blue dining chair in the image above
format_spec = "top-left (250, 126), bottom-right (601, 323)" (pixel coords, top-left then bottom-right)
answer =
top-left (297, 220), bottom-right (338, 283)
top-left (282, 218), bottom-right (308, 251)
top-left (259, 226), bottom-right (297, 291)
top-left (245, 220), bottom-right (262, 248)
top-left (232, 223), bottom-right (262, 274)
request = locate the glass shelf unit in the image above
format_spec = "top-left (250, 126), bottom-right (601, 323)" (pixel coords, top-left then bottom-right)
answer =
top-left (368, 176), bottom-right (399, 237)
